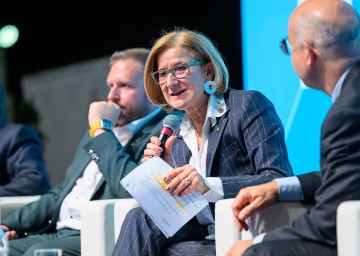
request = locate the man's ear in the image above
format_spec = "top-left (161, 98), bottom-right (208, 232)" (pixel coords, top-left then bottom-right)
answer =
top-left (304, 43), bottom-right (317, 66)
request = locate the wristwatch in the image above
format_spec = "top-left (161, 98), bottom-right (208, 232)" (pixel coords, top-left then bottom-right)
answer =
top-left (89, 119), bottom-right (112, 138)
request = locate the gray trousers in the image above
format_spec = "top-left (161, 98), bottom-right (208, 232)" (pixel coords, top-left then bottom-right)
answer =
top-left (9, 228), bottom-right (80, 256)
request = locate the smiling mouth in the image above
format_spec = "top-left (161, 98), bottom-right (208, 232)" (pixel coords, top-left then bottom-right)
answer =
top-left (171, 89), bottom-right (185, 96)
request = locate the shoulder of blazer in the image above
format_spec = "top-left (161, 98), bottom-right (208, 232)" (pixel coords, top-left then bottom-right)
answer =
top-left (0, 123), bottom-right (39, 146)
top-left (330, 63), bottom-right (360, 112)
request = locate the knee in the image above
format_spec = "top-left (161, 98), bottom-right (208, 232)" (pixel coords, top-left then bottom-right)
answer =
top-left (122, 207), bottom-right (158, 233)
top-left (126, 207), bottom-right (147, 221)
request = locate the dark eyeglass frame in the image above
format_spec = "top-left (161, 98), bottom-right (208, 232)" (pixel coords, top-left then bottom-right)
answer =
top-left (151, 61), bottom-right (207, 86)
top-left (280, 37), bottom-right (292, 55)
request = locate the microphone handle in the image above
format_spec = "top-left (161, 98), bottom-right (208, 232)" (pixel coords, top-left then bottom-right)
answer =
top-left (158, 133), bottom-right (170, 157)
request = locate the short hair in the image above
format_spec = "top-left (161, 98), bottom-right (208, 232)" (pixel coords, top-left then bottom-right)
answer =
top-left (144, 28), bottom-right (229, 112)
top-left (110, 48), bottom-right (150, 66)
top-left (294, 12), bottom-right (360, 60)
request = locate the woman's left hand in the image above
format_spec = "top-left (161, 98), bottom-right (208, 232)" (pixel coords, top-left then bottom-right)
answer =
top-left (164, 164), bottom-right (210, 196)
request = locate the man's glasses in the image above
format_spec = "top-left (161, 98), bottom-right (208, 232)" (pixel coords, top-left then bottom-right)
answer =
top-left (280, 37), bottom-right (292, 55)
top-left (151, 61), bottom-right (206, 86)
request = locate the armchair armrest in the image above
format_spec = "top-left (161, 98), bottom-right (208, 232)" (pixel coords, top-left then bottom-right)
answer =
top-left (81, 199), bottom-right (120, 256)
top-left (113, 199), bottom-right (140, 240)
top-left (215, 199), bottom-right (313, 256)
top-left (0, 195), bottom-right (41, 220)
top-left (215, 199), bottom-right (241, 256)
top-left (81, 199), bottom-right (140, 256)
top-left (337, 201), bottom-right (360, 256)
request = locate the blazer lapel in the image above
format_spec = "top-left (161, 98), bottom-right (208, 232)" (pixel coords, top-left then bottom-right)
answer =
top-left (125, 130), bottom-right (152, 149)
top-left (67, 149), bottom-right (93, 187)
top-left (91, 109), bottom-right (167, 197)
top-left (90, 130), bottom-right (153, 197)
top-left (53, 150), bottom-right (92, 217)
top-left (206, 115), bottom-right (229, 177)
top-left (125, 109), bottom-right (167, 149)
top-left (173, 135), bottom-right (192, 167)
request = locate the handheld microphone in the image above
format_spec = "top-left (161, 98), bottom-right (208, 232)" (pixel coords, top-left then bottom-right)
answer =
top-left (158, 115), bottom-right (181, 154)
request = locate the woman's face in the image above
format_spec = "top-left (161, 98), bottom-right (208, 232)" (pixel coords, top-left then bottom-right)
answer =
top-left (156, 46), bottom-right (213, 114)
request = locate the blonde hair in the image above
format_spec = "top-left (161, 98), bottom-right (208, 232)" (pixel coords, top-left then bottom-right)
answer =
top-left (144, 28), bottom-right (229, 111)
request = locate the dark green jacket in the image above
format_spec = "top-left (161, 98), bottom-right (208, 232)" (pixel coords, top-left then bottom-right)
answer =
top-left (2, 109), bottom-right (168, 237)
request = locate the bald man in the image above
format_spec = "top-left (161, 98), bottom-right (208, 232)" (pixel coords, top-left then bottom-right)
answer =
top-left (227, 0), bottom-right (360, 255)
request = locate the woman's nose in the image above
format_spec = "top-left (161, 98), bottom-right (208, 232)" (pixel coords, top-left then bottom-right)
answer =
top-left (166, 72), bottom-right (178, 87)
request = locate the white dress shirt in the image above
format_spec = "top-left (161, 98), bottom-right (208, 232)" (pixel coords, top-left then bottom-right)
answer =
top-left (56, 108), bottom-right (161, 230)
top-left (180, 94), bottom-right (227, 225)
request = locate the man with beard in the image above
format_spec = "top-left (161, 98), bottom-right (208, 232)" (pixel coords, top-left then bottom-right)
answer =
top-left (1, 48), bottom-right (175, 256)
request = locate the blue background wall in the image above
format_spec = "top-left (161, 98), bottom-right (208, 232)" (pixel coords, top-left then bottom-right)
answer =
top-left (241, 0), bottom-right (359, 175)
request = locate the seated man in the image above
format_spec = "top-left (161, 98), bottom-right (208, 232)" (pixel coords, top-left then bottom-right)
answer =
top-left (0, 85), bottom-right (50, 196)
top-left (1, 48), bottom-right (177, 256)
top-left (228, 1), bottom-right (360, 255)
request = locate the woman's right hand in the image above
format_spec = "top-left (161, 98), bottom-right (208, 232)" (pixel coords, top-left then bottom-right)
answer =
top-left (142, 136), bottom-right (176, 166)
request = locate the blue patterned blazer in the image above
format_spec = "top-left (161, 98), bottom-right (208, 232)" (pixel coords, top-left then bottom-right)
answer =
top-left (172, 89), bottom-right (293, 199)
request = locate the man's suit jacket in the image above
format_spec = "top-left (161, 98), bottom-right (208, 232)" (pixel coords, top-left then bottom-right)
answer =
top-left (264, 63), bottom-right (360, 246)
top-left (2, 109), bottom-right (168, 237)
top-left (172, 89), bottom-right (293, 199)
top-left (0, 123), bottom-right (50, 196)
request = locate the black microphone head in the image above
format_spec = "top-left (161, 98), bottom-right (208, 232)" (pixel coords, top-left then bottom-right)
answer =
top-left (162, 114), bottom-right (181, 131)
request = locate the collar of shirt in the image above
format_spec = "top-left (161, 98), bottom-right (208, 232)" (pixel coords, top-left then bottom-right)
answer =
top-left (332, 66), bottom-right (352, 103)
top-left (180, 94), bottom-right (227, 137)
top-left (113, 107), bottom-right (162, 145)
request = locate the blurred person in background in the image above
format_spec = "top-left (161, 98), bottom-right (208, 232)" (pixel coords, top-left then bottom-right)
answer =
top-left (0, 85), bottom-right (50, 196)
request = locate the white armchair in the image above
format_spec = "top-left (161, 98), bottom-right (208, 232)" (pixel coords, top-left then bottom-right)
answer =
top-left (337, 201), bottom-right (360, 256)
top-left (81, 198), bottom-right (312, 256)
top-left (215, 199), bottom-right (313, 255)
top-left (81, 199), bottom-right (140, 256)
top-left (216, 199), bottom-right (360, 256)
top-left (0, 195), bottom-right (41, 220)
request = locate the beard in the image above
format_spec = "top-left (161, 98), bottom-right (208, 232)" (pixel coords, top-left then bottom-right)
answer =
top-left (115, 100), bottom-right (153, 127)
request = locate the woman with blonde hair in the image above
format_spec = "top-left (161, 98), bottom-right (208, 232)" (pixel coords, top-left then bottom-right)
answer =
top-left (112, 28), bottom-right (293, 256)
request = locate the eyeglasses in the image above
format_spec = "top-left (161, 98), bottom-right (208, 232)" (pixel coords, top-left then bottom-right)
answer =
top-left (280, 37), bottom-right (292, 55)
top-left (151, 61), bottom-right (206, 86)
